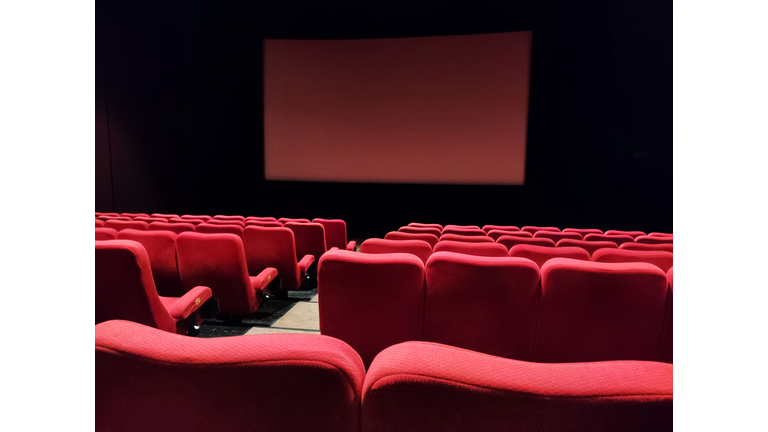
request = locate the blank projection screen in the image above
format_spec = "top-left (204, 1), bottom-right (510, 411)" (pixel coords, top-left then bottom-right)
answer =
top-left (264, 31), bottom-right (532, 184)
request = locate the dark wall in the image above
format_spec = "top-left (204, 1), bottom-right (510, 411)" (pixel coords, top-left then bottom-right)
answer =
top-left (95, 0), bottom-right (671, 238)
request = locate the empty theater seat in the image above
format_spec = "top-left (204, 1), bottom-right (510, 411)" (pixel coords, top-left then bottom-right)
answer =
top-left (509, 244), bottom-right (590, 268)
top-left (620, 242), bottom-right (674, 253)
top-left (398, 226), bottom-right (442, 237)
top-left (169, 217), bottom-right (205, 226)
top-left (534, 259), bottom-right (669, 363)
top-left (95, 240), bottom-right (212, 334)
top-left (246, 216), bottom-right (279, 222)
top-left (314, 218), bottom-right (356, 251)
top-left (487, 229), bottom-right (532, 241)
top-left (279, 217), bottom-right (311, 224)
top-left (649, 232), bottom-right (673, 237)
top-left (605, 230), bottom-right (646, 238)
top-left (95, 228), bottom-right (118, 240)
top-left (95, 219), bottom-right (105, 227)
top-left (148, 221), bottom-right (196, 234)
top-left (497, 236), bottom-right (556, 250)
top-left (384, 231), bottom-right (439, 248)
top-left (121, 213), bottom-right (149, 218)
top-left (245, 220), bottom-right (283, 228)
top-left (176, 232), bottom-right (277, 315)
top-left (658, 267), bottom-right (673, 364)
top-left (425, 253), bottom-right (540, 359)
top-left (437, 233), bottom-right (495, 243)
top-left (363, 342), bottom-right (673, 432)
top-left (243, 226), bottom-right (314, 292)
top-left (359, 238), bottom-right (433, 264)
top-left (117, 229), bottom-right (187, 297)
top-left (584, 233), bottom-right (635, 246)
top-left (104, 220), bottom-right (149, 232)
top-left (181, 215), bottom-right (212, 221)
top-left (213, 215), bottom-right (246, 222)
top-left (533, 231), bottom-right (583, 243)
top-left (433, 240), bottom-right (508, 257)
top-left (444, 224), bottom-right (481, 230)
top-left (134, 217), bottom-right (168, 224)
top-left (556, 239), bottom-right (618, 256)
top-left (96, 320), bottom-right (365, 432)
top-left (482, 224), bottom-right (520, 233)
top-left (206, 219), bottom-right (245, 227)
top-left (592, 249), bottom-right (673, 273)
top-left (195, 223), bottom-right (244, 237)
top-left (563, 228), bottom-right (604, 236)
top-left (96, 212), bottom-right (120, 218)
top-left (407, 222), bottom-right (443, 231)
top-left (285, 222), bottom-right (328, 261)
top-left (521, 226), bottom-right (560, 234)
top-left (441, 227), bottom-right (486, 236)
top-left (151, 213), bottom-right (179, 219)
top-left (103, 216), bottom-right (132, 221)
top-left (318, 250), bottom-right (425, 368)
top-left (635, 235), bottom-right (674, 245)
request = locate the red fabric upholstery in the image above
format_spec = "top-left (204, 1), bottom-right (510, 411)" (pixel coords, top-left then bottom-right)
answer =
top-left (482, 224), bottom-right (520, 233)
top-left (95, 228), bottom-right (118, 240)
top-left (433, 240), bottom-right (508, 257)
top-left (441, 227), bottom-right (486, 236)
top-left (246, 220), bottom-right (283, 228)
top-left (385, 231), bottom-right (438, 248)
top-left (95, 219), bottom-right (105, 227)
top-left (498, 236), bottom-right (555, 250)
top-left (121, 212), bottom-right (149, 218)
top-left (556, 239), bottom-right (618, 256)
top-left (398, 226), bottom-right (442, 237)
top-left (104, 220), bottom-right (149, 231)
top-left (96, 320), bottom-right (365, 432)
top-left (649, 232), bottom-right (673, 237)
top-left (635, 235), bottom-right (673, 245)
top-left (592, 249), bottom-right (673, 273)
top-left (196, 223), bottom-right (244, 238)
top-left (605, 230), bottom-right (646, 238)
top-left (181, 214), bottom-right (211, 221)
top-left (444, 224), bottom-right (481, 230)
top-left (533, 231), bottom-right (583, 242)
top-left (213, 215), bottom-right (246, 222)
top-left (658, 267), bottom-right (673, 363)
top-left (285, 222), bottom-right (328, 261)
top-left (318, 250), bottom-right (425, 368)
top-left (584, 233), bottom-right (635, 246)
top-left (169, 217), bottom-right (204, 226)
top-left (243, 226), bottom-right (308, 291)
top-left (425, 253), bottom-right (540, 359)
top-left (314, 218), bottom-right (354, 250)
top-left (363, 342), bottom-right (673, 432)
top-left (360, 238), bottom-right (432, 264)
top-left (279, 217), bottom-right (311, 224)
top-left (438, 233), bottom-right (495, 243)
top-left (246, 216), bottom-right (278, 222)
top-left (177, 232), bottom-right (264, 315)
top-left (117, 229), bottom-right (187, 297)
top-left (105, 216), bottom-right (132, 221)
top-left (97, 212), bottom-right (120, 217)
top-left (207, 218), bottom-right (246, 227)
top-left (134, 217), bottom-right (168, 224)
top-left (563, 227), bottom-right (603, 236)
top-left (509, 244), bottom-right (590, 268)
top-left (521, 226), bottom-right (560, 234)
top-left (488, 229), bottom-right (532, 241)
top-left (407, 222), bottom-right (443, 231)
top-left (620, 242), bottom-right (673, 253)
top-left (535, 259), bottom-right (669, 362)
top-left (151, 213), bottom-right (179, 219)
top-left (148, 221), bottom-right (196, 234)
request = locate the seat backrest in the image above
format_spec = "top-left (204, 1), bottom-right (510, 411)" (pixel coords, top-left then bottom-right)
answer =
top-left (635, 235), bottom-right (673, 245)
top-left (242, 226), bottom-right (302, 291)
top-left (407, 222), bottom-right (443, 231)
top-left (535, 259), bottom-right (669, 362)
top-left (398, 226), bottom-right (442, 237)
top-left (97, 212), bottom-right (120, 217)
top-left (279, 217), bottom-right (311, 224)
top-left (104, 216), bottom-right (132, 221)
top-left (521, 226), bottom-right (560, 234)
top-left (169, 217), bottom-right (205, 226)
top-left (134, 217), bottom-right (168, 224)
top-left (285, 222), bottom-right (327, 261)
top-left (620, 242), bottom-right (674, 253)
top-left (425, 253), bottom-right (540, 359)
top-left (95, 240), bottom-right (175, 332)
top-left (95, 228), bottom-right (118, 240)
top-left (359, 238), bottom-right (432, 264)
top-left (121, 213), bottom-right (149, 218)
top-left (213, 215), bottom-right (246, 222)
top-left (104, 220), bottom-right (149, 232)
top-left (556, 239), bottom-right (618, 256)
top-left (584, 233), bottom-right (635, 246)
top-left (246, 216), bottom-right (278, 222)
top-left (438, 233), bottom-right (495, 243)
top-left (497, 236), bottom-right (555, 250)
top-left (96, 320), bottom-right (365, 432)
top-left (117, 229), bottom-right (186, 297)
top-left (592, 249), bottom-right (673, 273)
top-left (509, 244), bottom-right (590, 268)
top-left (488, 229), bottom-right (532, 241)
top-left (195, 223), bottom-right (244, 238)
top-left (95, 219), bottom-right (105, 227)
top-left (151, 213), bottom-right (179, 219)
top-left (318, 250), bottom-right (425, 368)
top-left (313, 218), bottom-right (350, 250)
top-left (206, 219), bottom-right (245, 227)
top-left (444, 224), bottom-right (481, 230)
top-left (605, 230), bottom-right (646, 238)
top-left (433, 240), bottom-right (508, 257)
top-left (441, 227), bottom-right (486, 236)
top-left (176, 232), bottom-right (258, 315)
top-left (245, 220), bottom-right (283, 228)
top-left (482, 225), bottom-right (519, 233)
top-left (181, 215), bottom-right (212, 221)
top-left (533, 231), bottom-right (583, 242)
top-left (148, 221), bottom-right (196, 234)
top-left (658, 267), bottom-right (673, 363)
top-left (562, 227), bottom-right (604, 236)
top-left (384, 231), bottom-right (438, 248)
top-left (649, 232), bottom-right (673, 237)
top-left (363, 342), bottom-right (673, 432)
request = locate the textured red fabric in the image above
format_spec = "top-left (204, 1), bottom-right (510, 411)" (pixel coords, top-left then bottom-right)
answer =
top-left (279, 217), bottom-right (311, 224)
top-left (433, 240), bottom-right (508, 257)
top-left (243, 226), bottom-right (305, 291)
top-left (245, 220), bottom-right (283, 227)
top-left (363, 341), bottom-right (672, 432)
top-left (122, 212), bottom-right (149, 218)
top-left (556, 239), bottom-right (618, 256)
top-left (444, 225), bottom-right (481, 230)
top-left (285, 222), bottom-right (328, 261)
top-left (318, 250), bottom-right (425, 368)
top-left (106, 216), bottom-right (132, 221)
top-left (95, 240), bottom-right (177, 332)
top-left (169, 217), bottom-right (204, 226)
top-left (97, 212), bottom-right (120, 217)
top-left (563, 227), bottom-right (603, 236)
top-left (584, 233), bottom-right (635, 246)
top-left (246, 216), bottom-right (279, 222)
top-left (148, 221), bottom-right (195, 234)
top-left (214, 215), bottom-right (246, 222)
top-left (206, 218), bottom-right (246, 227)
top-left (104, 220), bottom-right (150, 231)
top-left (314, 218), bottom-right (352, 250)
top-left (96, 320), bottom-right (365, 432)
top-left (196, 223), bottom-right (244, 237)
top-left (360, 238), bottom-right (433, 264)
top-left (425, 253), bottom-right (540, 359)
top-left (117, 229), bottom-right (187, 297)
top-left (635, 235), bottom-right (673, 245)
top-left (408, 222), bottom-right (443, 231)
top-left (498, 235), bottom-right (555, 250)
top-left (163, 286), bottom-right (213, 320)
top-left (509, 244), bottom-right (590, 268)
top-left (534, 231), bottom-right (583, 242)
top-left (95, 228), bottom-right (118, 240)
top-left (521, 226), bottom-right (560, 234)
top-left (385, 231), bottom-right (438, 248)
top-left (620, 242), bottom-right (673, 253)
top-left (441, 227), bottom-right (486, 236)
top-left (398, 226), bottom-right (442, 237)
top-left (181, 214), bottom-right (212, 221)
top-left (605, 230), bottom-right (646, 239)
top-left (95, 219), bottom-right (105, 227)
top-left (176, 232), bottom-right (261, 315)
top-left (438, 233), bottom-right (495, 243)
top-left (151, 213), bottom-right (179, 219)
top-left (649, 232), bottom-right (673, 237)
top-left (134, 217), bottom-right (168, 224)
top-left (657, 267), bottom-right (673, 363)
top-left (482, 224), bottom-right (520, 233)
top-left (592, 249), bottom-right (673, 273)
top-left (488, 229), bottom-right (532, 241)
top-left (535, 259), bottom-right (669, 362)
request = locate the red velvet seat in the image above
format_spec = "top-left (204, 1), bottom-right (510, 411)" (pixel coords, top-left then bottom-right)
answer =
top-left (96, 212), bottom-right (120, 217)
top-left (181, 214), bottom-right (211, 221)
top-left (245, 220), bottom-right (283, 228)
top-left (318, 250), bottom-right (425, 368)
top-left (96, 320), bottom-right (365, 432)
top-left (95, 228), bottom-right (118, 240)
top-left (151, 213), bottom-right (179, 219)
top-left (488, 229), bottom-right (532, 241)
top-left (444, 224), bottom-right (481, 230)
top-left (605, 229), bottom-right (646, 238)
top-left (534, 259), bottom-right (669, 362)
top-left (649, 232), bottom-right (673, 237)
top-left (176, 232), bottom-right (277, 315)
top-left (592, 248), bottom-right (673, 273)
top-left (635, 235), bottom-right (673, 245)
top-left (206, 218), bottom-right (246, 227)
top-left (246, 216), bottom-right (278, 222)
top-left (620, 242), bottom-right (673, 253)
top-left (117, 229), bottom-right (187, 297)
top-left (359, 238), bottom-right (432, 264)
top-left (658, 267), bottom-right (673, 363)
top-left (584, 233), bottom-right (635, 246)
top-left (169, 217), bottom-right (205, 226)
top-left (385, 231), bottom-right (438, 248)
top-left (213, 215), bottom-right (246, 222)
top-left (243, 226), bottom-right (314, 292)
top-left (134, 216), bottom-right (168, 224)
top-left (438, 233), bottom-right (495, 243)
top-left (441, 227), bottom-right (486, 236)
top-left (285, 222), bottom-right (328, 261)
top-left (482, 224), bottom-right (519, 234)
top-left (425, 253), bottom-right (540, 359)
top-left (363, 342), bottom-right (673, 432)
top-left (314, 218), bottom-right (356, 251)
top-left (195, 223), bottom-right (244, 238)
top-left (95, 219), bottom-right (105, 227)
top-left (533, 231), bottom-right (583, 242)
top-left (97, 215), bottom-right (122, 221)
top-left (398, 226), bottom-right (442, 237)
top-left (148, 221), bottom-right (196, 234)
top-left (121, 212), bottom-right (149, 218)
top-left (95, 240), bottom-right (211, 334)
top-left (407, 222), bottom-right (443, 232)
top-left (556, 239), bottom-right (618, 256)
top-left (433, 240), bottom-right (508, 257)
top-left (562, 227), bottom-right (603, 236)
top-left (497, 235), bottom-right (555, 250)
top-left (279, 217), bottom-right (311, 224)
top-left (521, 226), bottom-right (560, 234)
top-left (509, 244), bottom-right (590, 268)
top-left (104, 220), bottom-right (149, 231)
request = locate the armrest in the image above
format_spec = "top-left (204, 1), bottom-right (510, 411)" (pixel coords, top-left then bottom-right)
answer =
top-left (250, 267), bottom-right (278, 291)
top-left (298, 254), bottom-right (315, 273)
top-left (346, 240), bottom-right (357, 251)
top-left (167, 286), bottom-right (212, 320)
